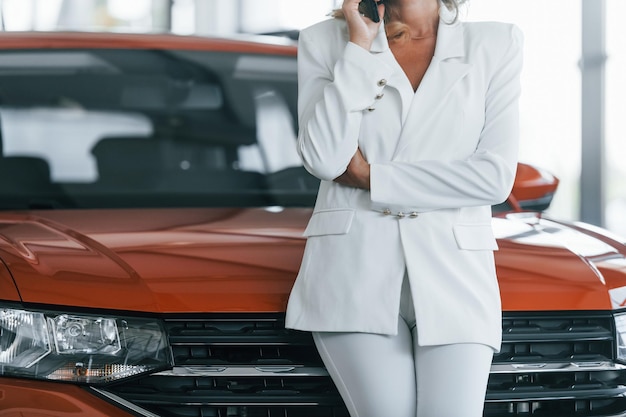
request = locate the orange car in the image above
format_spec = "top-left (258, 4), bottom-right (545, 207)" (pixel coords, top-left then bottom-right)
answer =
top-left (1, 32), bottom-right (626, 417)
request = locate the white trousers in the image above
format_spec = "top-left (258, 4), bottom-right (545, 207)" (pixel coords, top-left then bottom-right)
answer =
top-left (312, 276), bottom-right (494, 417)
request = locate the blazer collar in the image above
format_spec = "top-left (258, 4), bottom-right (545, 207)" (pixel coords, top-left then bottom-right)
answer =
top-left (388, 6), bottom-right (471, 159)
top-left (433, 5), bottom-right (464, 61)
top-left (370, 22), bottom-right (388, 53)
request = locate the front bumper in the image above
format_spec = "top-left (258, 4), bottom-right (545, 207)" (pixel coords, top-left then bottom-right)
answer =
top-left (0, 378), bottom-right (134, 417)
top-left (4, 312), bottom-right (626, 417)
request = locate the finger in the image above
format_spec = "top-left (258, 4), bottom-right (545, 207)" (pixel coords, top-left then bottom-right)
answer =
top-left (355, 148), bottom-right (367, 163)
top-left (342, 0), bottom-right (362, 18)
top-left (333, 171), bottom-right (354, 187)
top-left (344, 0), bottom-right (380, 25)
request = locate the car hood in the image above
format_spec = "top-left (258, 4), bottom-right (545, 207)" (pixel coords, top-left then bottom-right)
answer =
top-left (494, 213), bottom-right (626, 311)
top-left (1, 208), bottom-right (625, 313)
top-left (0, 208), bottom-right (309, 313)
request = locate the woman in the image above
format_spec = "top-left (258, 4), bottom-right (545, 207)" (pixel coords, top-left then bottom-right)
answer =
top-left (285, 0), bottom-right (523, 415)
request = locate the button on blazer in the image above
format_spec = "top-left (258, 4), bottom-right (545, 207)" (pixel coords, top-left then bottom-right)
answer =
top-left (285, 5), bottom-right (524, 352)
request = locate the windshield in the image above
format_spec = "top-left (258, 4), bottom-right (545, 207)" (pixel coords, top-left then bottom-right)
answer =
top-left (0, 47), bottom-right (318, 210)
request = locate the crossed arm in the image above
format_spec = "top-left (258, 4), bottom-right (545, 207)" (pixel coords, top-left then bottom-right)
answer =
top-left (333, 149), bottom-right (371, 190)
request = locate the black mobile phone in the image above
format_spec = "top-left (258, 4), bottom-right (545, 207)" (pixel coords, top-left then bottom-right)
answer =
top-left (359, 0), bottom-right (380, 23)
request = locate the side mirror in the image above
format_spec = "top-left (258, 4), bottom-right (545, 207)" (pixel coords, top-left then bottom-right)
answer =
top-left (505, 163), bottom-right (560, 212)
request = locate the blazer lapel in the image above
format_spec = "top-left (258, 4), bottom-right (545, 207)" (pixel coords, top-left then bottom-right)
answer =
top-left (391, 9), bottom-right (472, 159)
top-left (370, 22), bottom-right (388, 53)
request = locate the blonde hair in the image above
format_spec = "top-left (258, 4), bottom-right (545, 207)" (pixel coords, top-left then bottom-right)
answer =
top-left (332, 0), bottom-right (465, 43)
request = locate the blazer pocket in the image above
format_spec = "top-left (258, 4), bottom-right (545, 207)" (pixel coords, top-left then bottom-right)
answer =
top-left (453, 223), bottom-right (499, 251)
top-left (303, 209), bottom-right (355, 237)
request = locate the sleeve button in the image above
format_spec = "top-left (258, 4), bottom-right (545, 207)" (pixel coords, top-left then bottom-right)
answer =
top-left (375, 93), bottom-right (384, 100)
top-left (377, 79), bottom-right (387, 87)
top-left (383, 209), bottom-right (392, 215)
top-left (397, 212), bottom-right (406, 218)
top-left (410, 212), bottom-right (419, 218)
top-left (367, 107), bottom-right (376, 112)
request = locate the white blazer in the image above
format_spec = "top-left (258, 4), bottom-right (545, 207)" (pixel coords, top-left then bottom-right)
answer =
top-left (285, 5), bottom-right (524, 351)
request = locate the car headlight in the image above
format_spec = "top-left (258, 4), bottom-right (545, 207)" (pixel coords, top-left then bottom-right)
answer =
top-left (0, 306), bottom-right (171, 384)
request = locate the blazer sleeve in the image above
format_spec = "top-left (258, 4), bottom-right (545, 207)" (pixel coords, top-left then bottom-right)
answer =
top-left (296, 27), bottom-right (393, 181)
top-left (370, 25), bottom-right (524, 211)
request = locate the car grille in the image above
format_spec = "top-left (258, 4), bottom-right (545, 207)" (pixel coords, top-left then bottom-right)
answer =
top-left (98, 312), bottom-right (626, 417)
top-left (486, 311), bottom-right (626, 416)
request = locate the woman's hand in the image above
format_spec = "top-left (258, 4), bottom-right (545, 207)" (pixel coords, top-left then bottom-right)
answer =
top-left (342, 0), bottom-right (385, 50)
top-left (334, 148), bottom-right (371, 190)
